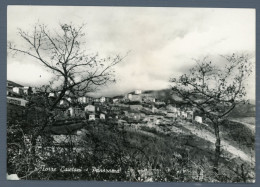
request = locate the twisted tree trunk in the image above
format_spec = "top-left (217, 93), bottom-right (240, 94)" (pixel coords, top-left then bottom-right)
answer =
top-left (213, 122), bottom-right (221, 176)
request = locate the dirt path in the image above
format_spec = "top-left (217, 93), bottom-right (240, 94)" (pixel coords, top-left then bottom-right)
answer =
top-left (182, 122), bottom-right (253, 163)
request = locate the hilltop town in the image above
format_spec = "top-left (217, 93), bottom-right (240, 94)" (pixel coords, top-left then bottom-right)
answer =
top-left (7, 80), bottom-right (203, 125)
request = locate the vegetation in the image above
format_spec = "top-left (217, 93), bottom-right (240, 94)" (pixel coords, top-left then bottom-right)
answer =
top-left (7, 109), bottom-right (254, 182)
top-left (170, 54), bottom-right (254, 175)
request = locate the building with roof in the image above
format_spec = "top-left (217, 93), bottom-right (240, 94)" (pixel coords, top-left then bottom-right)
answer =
top-left (134, 90), bottom-right (142, 95)
top-left (89, 114), bottom-right (95, 121)
top-left (100, 96), bottom-right (106, 103)
top-left (85, 104), bottom-right (95, 113)
top-left (100, 113), bottom-right (105, 119)
top-left (12, 87), bottom-right (24, 95)
top-left (78, 96), bottom-right (88, 104)
top-left (7, 96), bottom-right (28, 107)
top-left (195, 116), bottom-right (203, 123)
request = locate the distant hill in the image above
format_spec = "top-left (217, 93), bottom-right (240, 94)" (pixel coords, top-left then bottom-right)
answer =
top-left (7, 80), bottom-right (24, 88)
top-left (113, 89), bottom-right (184, 104)
top-left (114, 89), bottom-right (255, 116)
top-left (143, 89), bottom-right (184, 103)
top-left (228, 103), bottom-right (255, 118)
top-left (140, 89), bottom-right (256, 114)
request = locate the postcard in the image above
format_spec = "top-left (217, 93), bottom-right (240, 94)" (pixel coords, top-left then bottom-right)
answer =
top-left (6, 6), bottom-right (255, 182)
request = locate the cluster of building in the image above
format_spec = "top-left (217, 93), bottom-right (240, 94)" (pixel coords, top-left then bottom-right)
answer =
top-left (6, 80), bottom-right (203, 124)
top-left (55, 89), bottom-right (203, 125)
top-left (6, 81), bottom-right (36, 106)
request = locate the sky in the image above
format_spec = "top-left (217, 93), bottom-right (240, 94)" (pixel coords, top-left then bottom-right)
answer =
top-left (7, 6), bottom-right (255, 99)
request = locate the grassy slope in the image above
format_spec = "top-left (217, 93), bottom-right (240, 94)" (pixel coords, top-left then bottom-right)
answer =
top-left (123, 121), bottom-right (254, 182)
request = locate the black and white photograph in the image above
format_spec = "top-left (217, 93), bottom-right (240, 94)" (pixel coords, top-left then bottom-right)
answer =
top-left (6, 6), bottom-right (255, 182)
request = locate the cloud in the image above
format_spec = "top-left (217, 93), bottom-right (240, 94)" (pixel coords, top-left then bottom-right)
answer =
top-left (7, 6), bottom-right (255, 99)
top-left (7, 60), bottom-right (53, 87)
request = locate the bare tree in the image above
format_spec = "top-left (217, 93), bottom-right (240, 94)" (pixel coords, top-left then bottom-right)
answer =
top-left (8, 23), bottom-right (127, 109)
top-left (8, 22), bottom-right (127, 166)
top-left (170, 54), bottom-right (253, 175)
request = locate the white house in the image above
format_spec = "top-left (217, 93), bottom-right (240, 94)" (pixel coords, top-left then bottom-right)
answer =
top-left (100, 96), bottom-right (106, 103)
top-left (195, 116), bottom-right (203, 123)
top-left (22, 86), bottom-right (31, 95)
top-left (127, 94), bottom-right (132, 100)
top-left (113, 98), bottom-right (119, 103)
top-left (31, 87), bottom-right (37, 94)
top-left (134, 90), bottom-right (142, 95)
top-left (67, 97), bottom-right (72, 103)
top-left (155, 119), bottom-right (161, 125)
top-left (60, 99), bottom-right (69, 105)
top-left (78, 97), bottom-right (87, 104)
top-left (48, 92), bottom-right (56, 97)
top-left (85, 105), bottom-right (95, 113)
top-left (67, 107), bottom-right (74, 117)
top-left (65, 90), bottom-right (71, 95)
top-left (181, 111), bottom-right (188, 118)
top-left (89, 114), bottom-right (95, 121)
top-left (12, 87), bottom-right (23, 95)
top-left (176, 108), bottom-right (181, 116)
top-left (100, 113), bottom-right (105, 119)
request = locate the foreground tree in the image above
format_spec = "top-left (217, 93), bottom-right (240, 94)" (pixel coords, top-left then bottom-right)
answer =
top-left (170, 54), bottom-right (253, 175)
top-left (8, 22), bottom-right (127, 170)
top-left (8, 23), bottom-right (126, 107)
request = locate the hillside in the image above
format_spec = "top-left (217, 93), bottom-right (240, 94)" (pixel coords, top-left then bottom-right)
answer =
top-left (37, 118), bottom-right (255, 182)
top-left (228, 103), bottom-right (255, 118)
top-left (144, 89), bottom-right (183, 103)
top-left (7, 80), bottom-right (24, 88)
